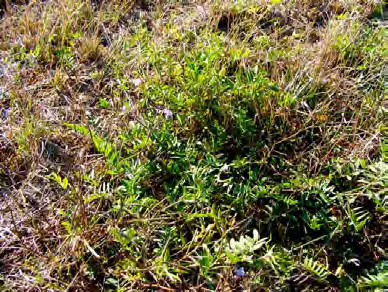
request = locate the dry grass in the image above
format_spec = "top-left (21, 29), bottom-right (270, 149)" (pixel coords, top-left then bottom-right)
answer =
top-left (0, 0), bottom-right (386, 290)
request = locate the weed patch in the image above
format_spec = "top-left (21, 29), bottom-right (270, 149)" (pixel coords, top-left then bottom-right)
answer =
top-left (0, 0), bottom-right (386, 290)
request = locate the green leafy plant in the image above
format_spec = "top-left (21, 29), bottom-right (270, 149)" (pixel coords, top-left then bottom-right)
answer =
top-left (47, 172), bottom-right (69, 190)
top-left (302, 257), bottom-right (332, 283)
top-left (358, 270), bottom-right (388, 289)
top-left (226, 230), bottom-right (267, 264)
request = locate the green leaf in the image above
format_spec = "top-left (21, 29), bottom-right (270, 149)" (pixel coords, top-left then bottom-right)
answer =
top-left (62, 177), bottom-right (68, 189)
top-left (302, 257), bottom-right (331, 282)
top-left (105, 278), bottom-right (119, 286)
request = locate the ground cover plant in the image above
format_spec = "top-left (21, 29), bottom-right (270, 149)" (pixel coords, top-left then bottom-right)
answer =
top-left (0, 0), bottom-right (386, 290)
